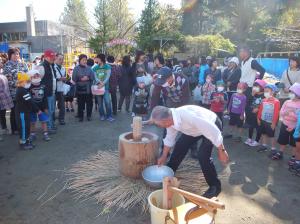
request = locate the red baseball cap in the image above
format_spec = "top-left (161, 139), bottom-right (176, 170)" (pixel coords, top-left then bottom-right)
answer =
top-left (44, 49), bottom-right (56, 59)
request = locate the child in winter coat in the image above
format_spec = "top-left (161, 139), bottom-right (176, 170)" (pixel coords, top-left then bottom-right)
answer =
top-left (28, 70), bottom-right (50, 142)
top-left (15, 73), bottom-right (39, 150)
top-left (210, 80), bottom-right (228, 125)
top-left (201, 74), bottom-right (215, 109)
top-left (274, 83), bottom-right (300, 160)
top-left (244, 79), bottom-right (266, 147)
top-left (257, 84), bottom-right (280, 153)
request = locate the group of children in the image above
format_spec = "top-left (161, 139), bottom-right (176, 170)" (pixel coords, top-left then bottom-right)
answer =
top-left (200, 74), bottom-right (300, 173)
top-left (15, 70), bottom-right (50, 150)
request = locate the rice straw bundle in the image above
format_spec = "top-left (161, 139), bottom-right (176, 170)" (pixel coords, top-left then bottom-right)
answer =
top-left (65, 150), bottom-right (223, 214)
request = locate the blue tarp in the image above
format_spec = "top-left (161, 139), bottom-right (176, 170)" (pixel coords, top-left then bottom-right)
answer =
top-left (257, 58), bottom-right (289, 79)
top-left (0, 42), bottom-right (9, 53)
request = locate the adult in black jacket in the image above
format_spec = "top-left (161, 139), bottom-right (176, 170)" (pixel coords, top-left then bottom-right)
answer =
top-left (118, 55), bottom-right (135, 112)
top-left (40, 49), bottom-right (57, 131)
top-left (222, 57), bottom-right (241, 91)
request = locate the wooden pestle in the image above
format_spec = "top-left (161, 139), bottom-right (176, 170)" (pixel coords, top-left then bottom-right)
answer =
top-left (132, 116), bottom-right (142, 141)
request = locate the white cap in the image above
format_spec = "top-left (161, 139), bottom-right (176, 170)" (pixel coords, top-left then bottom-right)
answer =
top-left (229, 57), bottom-right (239, 65)
top-left (27, 69), bottom-right (40, 77)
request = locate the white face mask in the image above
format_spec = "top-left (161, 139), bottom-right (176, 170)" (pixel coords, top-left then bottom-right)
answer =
top-left (289, 93), bottom-right (296, 100)
top-left (217, 87), bottom-right (224, 92)
top-left (264, 92), bottom-right (271, 98)
top-left (31, 78), bottom-right (41, 85)
top-left (24, 83), bottom-right (31, 89)
top-left (237, 89), bottom-right (243, 94)
top-left (253, 87), bottom-right (260, 93)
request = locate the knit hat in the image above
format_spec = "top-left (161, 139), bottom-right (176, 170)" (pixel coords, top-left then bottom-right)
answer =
top-left (289, 83), bottom-right (300, 97)
top-left (229, 57), bottom-right (239, 66)
top-left (216, 80), bottom-right (225, 86)
top-left (17, 72), bottom-right (30, 82)
top-left (254, 79), bottom-right (267, 88)
top-left (265, 84), bottom-right (277, 92)
top-left (43, 49), bottom-right (56, 59)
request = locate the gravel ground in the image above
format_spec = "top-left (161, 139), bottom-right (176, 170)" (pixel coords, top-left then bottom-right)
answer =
top-left (0, 108), bottom-right (299, 224)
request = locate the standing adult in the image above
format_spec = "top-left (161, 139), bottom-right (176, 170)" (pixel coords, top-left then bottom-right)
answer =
top-left (72, 54), bottom-right (95, 122)
top-left (92, 54), bottom-right (114, 122)
top-left (132, 50), bottom-right (149, 77)
top-left (239, 46), bottom-right (265, 97)
top-left (239, 46), bottom-right (265, 125)
top-left (204, 57), bottom-right (222, 84)
top-left (0, 68), bottom-right (14, 140)
top-left (149, 105), bottom-right (229, 198)
top-left (279, 56), bottom-right (300, 105)
top-left (118, 55), bottom-right (135, 113)
top-left (107, 55), bottom-right (121, 116)
top-left (54, 53), bottom-right (67, 125)
top-left (198, 56), bottom-right (209, 86)
top-left (150, 67), bottom-right (190, 109)
top-left (3, 48), bottom-right (28, 134)
top-left (40, 49), bottom-right (57, 132)
top-left (153, 53), bottom-right (165, 75)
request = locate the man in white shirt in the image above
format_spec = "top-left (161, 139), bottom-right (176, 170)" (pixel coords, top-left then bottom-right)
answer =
top-left (54, 53), bottom-right (67, 125)
top-left (148, 105), bottom-right (229, 198)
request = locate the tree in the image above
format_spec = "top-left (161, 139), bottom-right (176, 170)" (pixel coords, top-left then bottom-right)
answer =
top-left (137, 0), bottom-right (160, 52)
top-left (60, 0), bottom-right (90, 35)
top-left (89, 0), bottom-right (136, 53)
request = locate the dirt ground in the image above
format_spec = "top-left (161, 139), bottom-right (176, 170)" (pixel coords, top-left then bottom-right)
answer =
top-left (0, 108), bottom-right (299, 224)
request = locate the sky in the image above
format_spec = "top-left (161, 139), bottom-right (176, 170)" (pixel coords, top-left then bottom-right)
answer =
top-left (0, 0), bottom-right (181, 24)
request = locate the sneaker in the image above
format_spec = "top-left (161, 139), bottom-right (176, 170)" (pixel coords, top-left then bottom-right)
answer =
top-left (288, 156), bottom-right (296, 166)
top-left (21, 142), bottom-right (34, 150)
top-left (100, 116), bottom-right (105, 121)
top-left (223, 115), bottom-right (230, 120)
top-left (59, 120), bottom-right (66, 125)
top-left (272, 151), bottom-right (283, 160)
top-left (290, 161), bottom-right (300, 172)
top-left (202, 186), bottom-right (221, 199)
top-left (43, 133), bottom-right (51, 141)
top-left (257, 145), bottom-right (268, 152)
top-left (268, 149), bottom-right (277, 158)
top-left (29, 133), bottom-right (37, 142)
top-left (249, 141), bottom-right (260, 147)
top-left (131, 112), bottom-right (135, 117)
top-left (107, 117), bottom-right (115, 122)
top-left (117, 109), bottom-right (121, 112)
top-left (244, 138), bottom-right (252, 146)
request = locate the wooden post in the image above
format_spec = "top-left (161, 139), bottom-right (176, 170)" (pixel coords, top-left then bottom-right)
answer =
top-left (163, 177), bottom-right (180, 209)
top-left (132, 116), bottom-right (142, 141)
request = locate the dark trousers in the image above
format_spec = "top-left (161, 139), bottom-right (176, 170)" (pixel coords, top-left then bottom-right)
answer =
top-left (55, 92), bottom-right (65, 121)
top-left (118, 94), bottom-right (131, 112)
top-left (167, 118), bottom-right (222, 188)
top-left (215, 112), bottom-right (223, 127)
top-left (16, 112), bottom-right (30, 143)
top-left (0, 109), bottom-right (7, 129)
top-left (110, 90), bottom-right (117, 115)
top-left (10, 101), bottom-right (18, 133)
top-left (77, 94), bottom-right (93, 119)
top-left (249, 127), bottom-right (262, 142)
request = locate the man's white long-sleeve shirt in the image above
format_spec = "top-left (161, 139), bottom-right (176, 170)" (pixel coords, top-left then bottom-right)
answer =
top-left (163, 105), bottom-right (223, 148)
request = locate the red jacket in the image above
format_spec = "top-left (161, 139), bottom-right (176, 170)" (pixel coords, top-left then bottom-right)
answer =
top-left (257, 97), bottom-right (280, 124)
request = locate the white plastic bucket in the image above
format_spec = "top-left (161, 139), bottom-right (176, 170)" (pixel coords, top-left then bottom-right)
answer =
top-left (148, 189), bottom-right (185, 224)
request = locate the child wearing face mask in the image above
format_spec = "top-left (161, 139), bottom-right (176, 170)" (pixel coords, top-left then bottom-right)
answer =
top-left (201, 74), bottom-right (216, 109)
top-left (28, 70), bottom-right (50, 142)
top-left (227, 82), bottom-right (247, 141)
top-left (15, 73), bottom-right (39, 150)
top-left (291, 108), bottom-right (300, 173)
top-left (210, 80), bottom-right (228, 125)
top-left (244, 79), bottom-right (266, 147)
top-left (274, 83), bottom-right (300, 161)
top-left (257, 84), bottom-right (280, 153)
